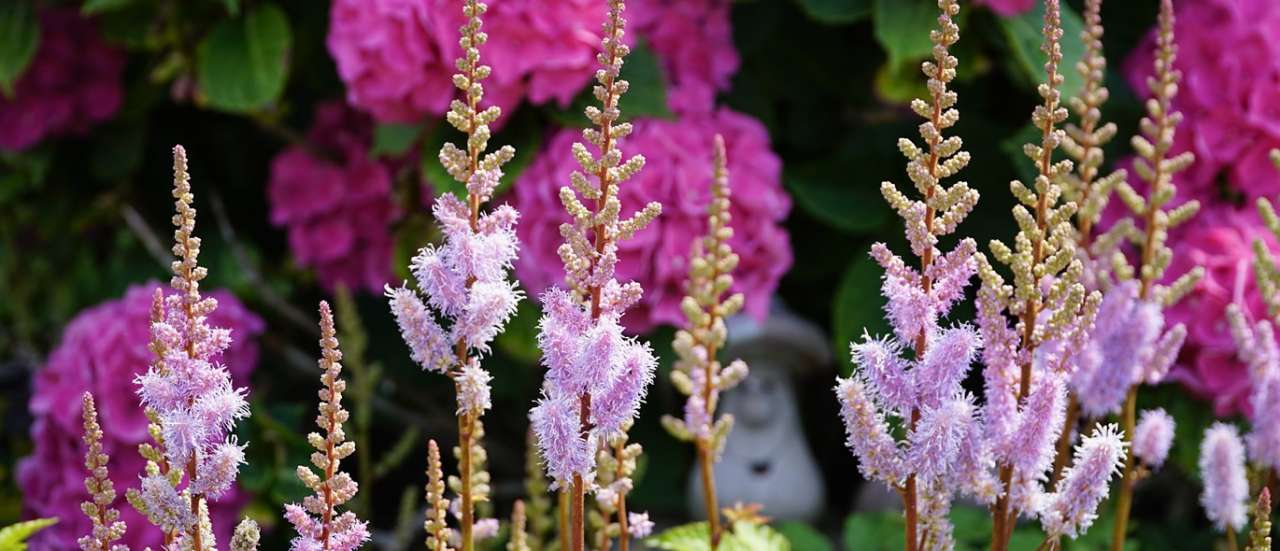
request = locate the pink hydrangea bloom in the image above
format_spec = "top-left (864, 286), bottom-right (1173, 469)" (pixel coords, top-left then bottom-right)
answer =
top-left (1122, 0), bottom-right (1280, 204)
top-left (513, 109), bottom-right (791, 333)
top-left (267, 101), bottom-right (398, 293)
top-left (973, 0), bottom-right (1035, 16)
top-left (630, 0), bottom-right (739, 115)
top-left (1162, 206), bottom-right (1280, 416)
top-left (0, 9), bottom-right (124, 151)
top-left (327, 0), bottom-right (607, 123)
top-left (18, 282), bottom-right (262, 550)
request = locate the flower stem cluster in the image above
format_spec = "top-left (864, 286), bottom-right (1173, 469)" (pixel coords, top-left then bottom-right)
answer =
top-left (79, 393), bottom-right (128, 551)
top-left (528, 3), bottom-right (661, 551)
top-left (659, 135), bottom-right (748, 548)
top-left (283, 302), bottom-right (370, 551)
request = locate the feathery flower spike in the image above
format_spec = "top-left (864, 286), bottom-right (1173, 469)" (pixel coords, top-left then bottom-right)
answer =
top-left (79, 393), bottom-right (128, 551)
top-left (1038, 424), bottom-right (1126, 540)
top-left (660, 134), bottom-right (747, 548)
top-left (1131, 408), bottom-right (1175, 470)
top-left (130, 145), bottom-right (252, 551)
top-left (1224, 304), bottom-right (1280, 474)
top-left (833, 2), bottom-right (982, 549)
top-left (1246, 487), bottom-right (1272, 551)
top-left (384, 2), bottom-right (519, 549)
top-left (1200, 423), bottom-right (1249, 534)
top-left (284, 302), bottom-right (370, 551)
top-left (528, 1), bottom-right (661, 550)
top-left (425, 440), bottom-right (454, 551)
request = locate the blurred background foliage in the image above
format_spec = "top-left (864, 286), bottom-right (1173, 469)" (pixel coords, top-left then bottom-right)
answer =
top-left (0, 0), bottom-right (1237, 548)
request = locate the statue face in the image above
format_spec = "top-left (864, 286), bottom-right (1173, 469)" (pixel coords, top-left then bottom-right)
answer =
top-left (725, 362), bottom-right (791, 430)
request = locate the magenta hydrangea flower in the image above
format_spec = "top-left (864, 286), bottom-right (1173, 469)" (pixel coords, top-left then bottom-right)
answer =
top-left (630, 0), bottom-right (739, 115)
top-left (267, 101), bottom-right (399, 293)
top-left (1133, 408), bottom-right (1176, 469)
top-left (513, 109), bottom-right (791, 333)
top-left (327, 0), bottom-right (608, 124)
top-left (0, 8), bottom-right (124, 151)
top-left (1122, 0), bottom-right (1280, 205)
top-left (1161, 206), bottom-right (1280, 416)
top-left (18, 282), bottom-right (262, 550)
top-left (1199, 422), bottom-right (1249, 532)
top-left (972, 0), bottom-right (1035, 16)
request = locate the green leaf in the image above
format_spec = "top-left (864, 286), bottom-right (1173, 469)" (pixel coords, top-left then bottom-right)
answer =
top-left (727, 522), bottom-right (790, 551)
top-left (0, 2), bottom-right (39, 97)
top-left (495, 299), bottom-right (542, 364)
top-left (646, 522), bottom-right (713, 551)
top-left (833, 253), bottom-right (889, 373)
top-left (873, 0), bottom-right (936, 65)
top-left (0, 518), bottom-right (58, 551)
top-left (874, 59), bottom-right (929, 105)
top-left (794, 0), bottom-right (871, 25)
top-left (82, 0), bottom-right (138, 15)
top-left (777, 522), bottom-right (830, 551)
top-left (196, 3), bottom-right (292, 112)
top-left (786, 164), bottom-right (889, 234)
top-left (998, 1), bottom-right (1086, 102)
top-left (842, 511), bottom-right (905, 551)
top-left (547, 39), bottom-right (671, 128)
top-left (371, 123), bottom-right (425, 157)
top-left (220, 0), bottom-right (240, 15)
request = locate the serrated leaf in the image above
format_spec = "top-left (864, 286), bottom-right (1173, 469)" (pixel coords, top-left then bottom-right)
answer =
top-left (546, 39), bottom-right (670, 128)
top-left (0, 518), bottom-right (58, 550)
top-left (833, 253), bottom-right (889, 373)
top-left (873, 0), bottom-right (936, 65)
top-left (196, 3), bottom-right (292, 112)
top-left (793, 0), bottom-right (871, 25)
top-left (0, 2), bottom-right (39, 97)
top-left (727, 522), bottom-right (790, 551)
top-left (371, 123), bottom-right (424, 157)
top-left (998, 1), bottom-right (1086, 102)
top-left (646, 522), bottom-right (713, 551)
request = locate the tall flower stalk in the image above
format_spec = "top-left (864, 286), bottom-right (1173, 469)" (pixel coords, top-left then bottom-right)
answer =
top-left (79, 393), bottom-right (127, 551)
top-left (1106, 1), bottom-right (1202, 546)
top-left (834, 2), bottom-right (983, 549)
top-left (384, 2), bottom-right (521, 550)
top-left (129, 145), bottom-right (257, 551)
top-left (283, 301), bottom-right (370, 550)
top-left (660, 135), bottom-right (748, 548)
top-left (528, 1), bottom-right (662, 550)
top-left (974, 2), bottom-right (1106, 548)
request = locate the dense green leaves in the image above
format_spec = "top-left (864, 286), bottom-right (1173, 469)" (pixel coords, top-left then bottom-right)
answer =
top-left (794, 0), bottom-right (871, 25)
top-left (872, 0), bottom-right (937, 65)
top-left (0, 518), bottom-right (57, 551)
top-left (998, 1), bottom-right (1086, 102)
top-left (0, 2), bottom-right (39, 96)
top-left (196, 3), bottom-right (292, 112)
top-left (646, 521), bottom-right (792, 551)
top-left (785, 163), bottom-right (888, 234)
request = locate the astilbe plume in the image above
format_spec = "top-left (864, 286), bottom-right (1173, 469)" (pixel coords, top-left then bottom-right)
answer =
top-left (588, 423), bottom-right (645, 550)
top-left (527, 2), bottom-right (661, 550)
top-left (833, 2), bottom-right (984, 548)
top-left (129, 146), bottom-right (257, 551)
top-left (1200, 422), bottom-right (1249, 534)
top-left (79, 393), bottom-right (128, 551)
top-left (284, 302), bottom-right (370, 551)
top-left (425, 440), bottom-right (453, 551)
top-left (659, 135), bottom-right (748, 546)
top-left (508, 500), bottom-right (529, 551)
top-left (1224, 305), bottom-right (1280, 473)
top-left (1131, 408), bottom-right (1175, 470)
top-left (970, 2), bottom-right (1108, 547)
top-left (1246, 487), bottom-right (1272, 551)
top-left (1038, 424), bottom-right (1126, 542)
top-left (521, 431), bottom-right (557, 551)
top-left (384, 3), bottom-right (520, 548)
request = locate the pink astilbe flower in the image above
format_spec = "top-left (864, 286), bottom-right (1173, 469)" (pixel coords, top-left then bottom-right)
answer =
top-left (0, 8), bottom-right (124, 151)
top-left (1132, 408), bottom-right (1176, 469)
top-left (835, 376), bottom-right (906, 487)
top-left (1199, 422), bottom-right (1249, 533)
top-left (267, 101), bottom-right (398, 293)
top-left (18, 282), bottom-right (260, 550)
top-left (327, 0), bottom-right (607, 123)
top-left (627, 512), bottom-right (654, 538)
top-left (1039, 424), bottom-right (1127, 539)
top-left (1225, 304), bottom-right (1280, 471)
top-left (630, 0), bottom-right (739, 115)
top-left (907, 394), bottom-right (977, 483)
top-left (514, 108), bottom-right (790, 333)
top-left (1003, 374), bottom-right (1068, 483)
top-left (530, 394), bottom-right (596, 486)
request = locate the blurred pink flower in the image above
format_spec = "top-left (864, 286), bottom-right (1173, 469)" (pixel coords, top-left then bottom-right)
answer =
top-left (973, 0), bottom-right (1035, 16)
top-left (267, 101), bottom-right (399, 293)
top-left (327, 0), bottom-right (606, 124)
top-left (1123, 0), bottom-right (1280, 204)
top-left (631, 0), bottom-right (739, 115)
top-left (1164, 206), bottom-right (1280, 416)
top-left (0, 9), bottom-right (124, 151)
top-left (18, 282), bottom-right (262, 550)
top-left (513, 108), bottom-right (791, 333)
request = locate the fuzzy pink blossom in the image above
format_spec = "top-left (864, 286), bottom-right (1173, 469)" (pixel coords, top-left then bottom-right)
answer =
top-left (630, 0), bottom-right (739, 115)
top-left (1199, 422), bottom-right (1249, 532)
top-left (327, 0), bottom-right (607, 123)
top-left (1039, 424), bottom-right (1127, 539)
top-left (972, 0), bottom-right (1035, 16)
top-left (835, 376), bottom-right (906, 486)
top-left (1133, 408), bottom-right (1176, 469)
top-left (1069, 281), bottom-right (1178, 417)
top-left (627, 512), bottom-right (654, 538)
top-left (267, 101), bottom-right (398, 293)
top-left (18, 282), bottom-right (261, 550)
top-left (907, 394), bottom-right (977, 483)
top-left (1002, 374), bottom-right (1067, 484)
top-left (1225, 303), bottom-right (1280, 471)
top-left (530, 394), bottom-right (596, 486)
top-left (1162, 206), bottom-right (1280, 416)
top-left (1122, 0), bottom-right (1280, 205)
top-left (0, 9), bottom-right (124, 151)
top-left (514, 109), bottom-right (790, 333)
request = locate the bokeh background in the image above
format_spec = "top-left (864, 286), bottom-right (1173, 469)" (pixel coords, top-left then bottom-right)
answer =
top-left (2, 0), bottom-right (1277, 548)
